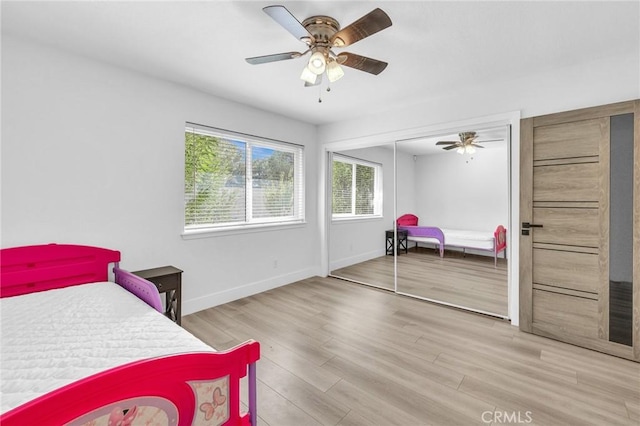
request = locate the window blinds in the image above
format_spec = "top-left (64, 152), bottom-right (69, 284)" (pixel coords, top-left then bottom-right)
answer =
top-left (185, 123), bottom-right (304, 230)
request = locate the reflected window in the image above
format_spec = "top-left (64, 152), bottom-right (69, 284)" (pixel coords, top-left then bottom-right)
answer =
top-left (332, 154), bottom-right (382, 219)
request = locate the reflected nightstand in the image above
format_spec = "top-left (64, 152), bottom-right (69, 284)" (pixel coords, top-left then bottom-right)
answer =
top-left (386, 229), bottom-right (408, 255)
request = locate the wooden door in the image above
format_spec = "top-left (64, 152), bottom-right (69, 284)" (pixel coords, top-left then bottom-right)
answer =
top-left (520, 100), bottom-right (639, 361)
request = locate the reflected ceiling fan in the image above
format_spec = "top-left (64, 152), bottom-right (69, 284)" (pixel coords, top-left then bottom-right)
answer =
top-left (436, 132), bottom-right (501, 155)
top-left (245, 5), bottom-right (392, 88)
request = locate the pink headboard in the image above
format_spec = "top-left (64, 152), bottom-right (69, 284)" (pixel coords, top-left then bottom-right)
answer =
top-left (0, 243), bottom-right (121, 298)
top-left (397, 214), bottom-right (419, 226)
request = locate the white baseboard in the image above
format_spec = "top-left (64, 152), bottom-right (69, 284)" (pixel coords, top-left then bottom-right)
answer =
top-left (330, 249), bottom-right (386, 271)
top-left (182, 267), bottom-right (318, 316)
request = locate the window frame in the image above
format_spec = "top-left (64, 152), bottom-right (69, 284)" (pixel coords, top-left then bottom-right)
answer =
top-left (331, 153), bottom-right (383, 221)
top-left (183, 122), bottom-right (305, 236)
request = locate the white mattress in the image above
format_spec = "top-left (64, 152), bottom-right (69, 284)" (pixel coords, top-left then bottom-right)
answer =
top-left (442, 228), bottom-right (495, 250)
top-left (408, 228), bottom-right (495, 250)
top-left (408, 236), bottom-right (441, 245)
top-left (0, 282), bottom-right (213, 414)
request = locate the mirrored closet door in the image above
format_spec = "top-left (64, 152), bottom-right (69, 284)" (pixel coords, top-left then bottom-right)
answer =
top-left (329, 144), bottom-right (395, 291)
top-left (395, 127), bottom-right (510, 317)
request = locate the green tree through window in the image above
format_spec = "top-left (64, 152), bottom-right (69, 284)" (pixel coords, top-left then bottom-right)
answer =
top-left (253, 150), bottom-right (294, 218)
top-left (184, 132), bottom-right (243, 226)
top-left (332, 155), bottom-right (381, 218)
top-left (332, 160), bottom-right (353, 214)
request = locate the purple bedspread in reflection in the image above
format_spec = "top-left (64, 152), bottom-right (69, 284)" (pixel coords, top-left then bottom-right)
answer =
top-left (398, 226), bottom-right (445, 257)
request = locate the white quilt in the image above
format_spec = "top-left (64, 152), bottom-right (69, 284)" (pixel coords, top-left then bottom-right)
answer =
top-left (0, 282), bottom-right (213, 413)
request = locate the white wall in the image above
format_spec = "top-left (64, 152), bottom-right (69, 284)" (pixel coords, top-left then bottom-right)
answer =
top-left (329, 145), bottom-right (394, 270)
top-left (412, 145), bottom-right (509, 231)
top-left (318, 52), bottom-right (639, 143)
top-left (1, 36), bottom-right (319, 315)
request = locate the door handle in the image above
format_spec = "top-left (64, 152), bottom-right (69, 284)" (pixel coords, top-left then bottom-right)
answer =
top-left (521, 222), bottom-right (543, 236)
top-left (522, 222), bottom-right (543, 229)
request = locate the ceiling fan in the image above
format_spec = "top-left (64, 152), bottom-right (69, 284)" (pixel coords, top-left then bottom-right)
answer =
top-left (436, 132), bottom-right (501, 155)
top-left (245, 5), bottom-right (392, 87)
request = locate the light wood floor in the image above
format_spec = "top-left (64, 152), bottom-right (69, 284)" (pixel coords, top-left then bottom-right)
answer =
top-left (331, 255), bottom-right (395, 290)
top-left (183, 277), bottom-right (639, 426)
top-left (332, 248), bottom-right (508, 316)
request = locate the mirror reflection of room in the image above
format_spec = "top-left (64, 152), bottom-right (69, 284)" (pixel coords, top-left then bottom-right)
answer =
top-left (329, 144), bottom-right (395, 291)
top-left (396, 127), bottom-right (509, 317)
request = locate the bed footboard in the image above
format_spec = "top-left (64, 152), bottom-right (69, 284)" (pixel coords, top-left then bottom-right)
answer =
top-left (0, 340), bottom-right (261, 426)
top-left (493, 225), bottom-right (507, 267)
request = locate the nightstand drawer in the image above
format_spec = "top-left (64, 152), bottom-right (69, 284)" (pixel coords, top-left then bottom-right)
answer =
top-left (149, 274), bottom-right (179, 292)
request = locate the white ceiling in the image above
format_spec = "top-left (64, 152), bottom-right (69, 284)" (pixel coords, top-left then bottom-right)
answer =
top-left (2, 1), bottom-right (639, 126)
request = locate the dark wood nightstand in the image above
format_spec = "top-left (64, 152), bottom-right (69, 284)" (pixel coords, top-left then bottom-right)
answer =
top-left (386, 229), bottom-right (408, 255)
top-left (132, 266), bottom-right (182, 325)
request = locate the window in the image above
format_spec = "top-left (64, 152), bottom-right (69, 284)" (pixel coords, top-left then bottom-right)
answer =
top-left (184, 123), bottom-right (304, 232)
top-left (332, 154), bottom-right (382, 219)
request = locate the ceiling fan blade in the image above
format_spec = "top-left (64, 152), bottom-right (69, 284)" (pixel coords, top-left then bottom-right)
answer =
top-left (436, 141), bottom-right (458, 145)
top-left (337, 52), bottom-right (388, 75)
top-left (471, 143), bottom-right (485, 148)
top-left (263, 5), bottom-right (314, 43)
top-left (245, 51), bottom-right (303, 65)
top-left (476, 139), bottom-right (503, 143)
top-left (331, 8), bottom-right (392, 47)
top-left (443, 145), bottom-right (459, 151)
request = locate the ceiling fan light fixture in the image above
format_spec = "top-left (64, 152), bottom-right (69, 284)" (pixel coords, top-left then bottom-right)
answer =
top-left (300, 66), bottom-right (318, 84)
top-left (326, 60), bottom-right (344, 82)
top-left (466, 145), bottom-right (476, 154)
top-left (308, 50), bottom-right (326, 74)
top-left (247, 6), bottom-right (392, 99)
top-left (457, 147), bottom-right (465, 155)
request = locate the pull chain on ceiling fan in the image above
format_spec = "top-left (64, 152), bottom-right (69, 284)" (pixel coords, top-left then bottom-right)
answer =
top-left (245, 5), bottom-right (392, 91)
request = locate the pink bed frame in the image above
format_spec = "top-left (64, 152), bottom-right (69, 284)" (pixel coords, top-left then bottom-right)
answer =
top-left (396, 214), bottom-right (507, 267)
top-left (0, 243), bottom-right (260, 426)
